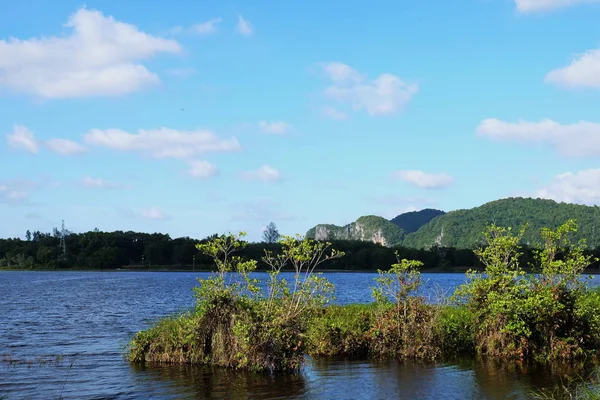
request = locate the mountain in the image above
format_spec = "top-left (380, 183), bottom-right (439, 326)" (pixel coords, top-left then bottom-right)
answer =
top-left (390, 209), bottom-right (446, 233)
top-left (402, 197), bottom-right (600, 249)
top-left (305, 215), bottom-right (405, 247)
top-left (305, 198), bottom-right (600, 249)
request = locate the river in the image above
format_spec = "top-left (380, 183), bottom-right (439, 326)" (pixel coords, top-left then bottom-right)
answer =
top-left (1, 271), bottom-right (598, 399)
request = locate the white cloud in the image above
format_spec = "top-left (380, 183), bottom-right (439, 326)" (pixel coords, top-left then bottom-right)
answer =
top-left (0, 7), bottom-right (181, 99)
top-left (237, 15), bottom-right (254, 36)
top-left (46, 138), bottom-right (87, 155)
top-left (141, 206), bottom-right (170, 220)
top-left (515, 0), bottom-right (600, 12)
top-left (393, 170), bottom-right (454, 189)
top-left (322, 106), bottom-right (348, 121)
top-left (536, 169), bottom-right (600, 204)
top-left (241, 165), bottom-right (282, 182)
top-left (545, 49), bottom-right (600, 89)
top-left (83, 127), bottom-right (241, 158)
top-left (7, 125), bottom-right (88, 156)
top-left (258, 121), bottom-right (291, 135)
top-left (192, 18), bottom-right (223, 34)
top-left (187, 160), bottom-right (219, 179)
top-left (477, 118), bottom-right (600, 157)
top-left (78, 176), bottom-right (130, 189)
top-left (6, 125), bottom-right (39, 153)
top-left (319, 62), bottom-right (418, 116)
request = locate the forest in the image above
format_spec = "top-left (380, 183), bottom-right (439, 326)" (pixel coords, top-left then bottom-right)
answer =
top-left (2, 226), bottom-right (600, 272)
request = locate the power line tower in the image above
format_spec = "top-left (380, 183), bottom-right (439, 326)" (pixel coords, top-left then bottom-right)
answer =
top-left (59, 220), bottom-right (67, 259)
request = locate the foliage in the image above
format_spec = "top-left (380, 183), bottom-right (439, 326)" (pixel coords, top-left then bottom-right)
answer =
top-left (454, 220), bottom-right (599, 361)
top-left (436, 305), bottom-right (475, 355)
top-left (129, 220), bottom-right (600, 372)
top-left (129, 232), bottom-right (343, 373)
top-left (306, 304), bottom-right (375, 358)
top-left (369, 254), bottom-right (441, 360)
top-left (403, 197), bottom-right (600, 249)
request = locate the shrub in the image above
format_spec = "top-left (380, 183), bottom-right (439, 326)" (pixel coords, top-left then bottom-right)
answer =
top-left (306, 304), bottom-right (374, 358)
top-left (454, 220), bottom-right (598, 361)
top-left (128, 232), bottom-right (343, 373)
top-left (369, 254), bottom-right (441, 361)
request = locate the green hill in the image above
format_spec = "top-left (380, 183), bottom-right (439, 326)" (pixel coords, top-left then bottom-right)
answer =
top-left (403, 197), bottom-right (600, 249)
top-left (305, 215), bottom-right (405, 247)
top-left (390, 208), bottom-right (446, 233)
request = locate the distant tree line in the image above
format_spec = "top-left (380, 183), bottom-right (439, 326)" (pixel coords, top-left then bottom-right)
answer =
top-left (2, 226), bottom-right (600, 272)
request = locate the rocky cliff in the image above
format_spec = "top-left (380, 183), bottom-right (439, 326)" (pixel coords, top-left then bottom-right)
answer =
top-left (305, 216), bottom-right (404, 247)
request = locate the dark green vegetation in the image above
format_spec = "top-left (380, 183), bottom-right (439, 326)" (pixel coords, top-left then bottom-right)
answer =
top-left (307, 197), bottom-right (600, 250)
top-left (128, 220), bottom-right (600, 378)
top-left (0, 227), bottom-right (476, 271)
top-left (404, 198), bottom-right (600, 249)
top-left (390, 208), bottom-right (446, 233)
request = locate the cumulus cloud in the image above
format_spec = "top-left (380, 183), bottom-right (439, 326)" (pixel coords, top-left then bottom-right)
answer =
top-left (241, 165), bottom-right (282, 182)
top-left (477, 118), bottom-right (600, 157)
top-left (141, 206), bottom-right (170, 220)
top-left (258, 121), bottom-right (290, 135)
top-left (515, 0), bottom-right (600, 12)
top-left (393, 170), bottom-right (454, 189)
top-left (0, 7), bottom-right (181, 99)
top-left (46, 139), bottom-right (87, 155)
top-left (83, 127), bottom-right (241, 158)
top-left (321, 106), bottom-right (348, 121)
top-left (545, 49), bottom-right (600, 89)
top-left (6, 125), bottom-right (87, 155)
top-left (319, 62), bottom-right (418, 116)
top-left (237, 15), bottom-right (254, 36)
top-left (187, 160), bottom-right (219, 179)
top-left (536, 169), bottom-right (600, 204)
top-left (6, 125), bottom-right (39, 153)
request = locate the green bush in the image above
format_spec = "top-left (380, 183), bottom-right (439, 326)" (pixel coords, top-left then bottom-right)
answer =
top-left (437, 305), bottom-right (474, 355)
top-left (307, 304), bottom-right (374, 358)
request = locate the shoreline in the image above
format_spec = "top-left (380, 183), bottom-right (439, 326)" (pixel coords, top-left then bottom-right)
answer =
top-left (2, 266), bottom-right (600, 274)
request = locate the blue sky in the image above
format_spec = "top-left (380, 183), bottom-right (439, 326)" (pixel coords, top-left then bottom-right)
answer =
top-left (2, 0), bottom-right (600, 241)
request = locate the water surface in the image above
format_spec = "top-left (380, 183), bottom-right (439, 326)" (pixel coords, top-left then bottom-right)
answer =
top-left (1, 271), bottom-right (597, 399)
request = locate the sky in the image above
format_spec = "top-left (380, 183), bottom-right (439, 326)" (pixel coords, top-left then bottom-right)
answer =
top-left (1, 0), bottom-right (600, 241)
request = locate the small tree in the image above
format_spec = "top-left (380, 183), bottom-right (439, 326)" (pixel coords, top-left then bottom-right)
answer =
top-left (262, 222), bottom-right (280, 244)
top-left (262, 235), bottom-right (344, 318)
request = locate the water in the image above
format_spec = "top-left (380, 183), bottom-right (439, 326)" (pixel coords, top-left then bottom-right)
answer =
top-left (0, 271), bottom-right (597, 399)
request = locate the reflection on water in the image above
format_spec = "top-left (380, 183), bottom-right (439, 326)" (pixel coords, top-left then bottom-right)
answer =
top-left (132, 364), bottom-right (308, 399)
top-left (1, 271), bottom-right (599, 399)
top-left (129, 357), bottom-right (600, 400)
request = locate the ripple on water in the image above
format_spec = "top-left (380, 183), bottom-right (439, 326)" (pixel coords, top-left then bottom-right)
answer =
top-left (1, 271), bottom-right (599, 399)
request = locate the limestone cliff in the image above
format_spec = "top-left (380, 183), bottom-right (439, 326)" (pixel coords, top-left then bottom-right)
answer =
top-left (305, 216), bottom-right (404, 247)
